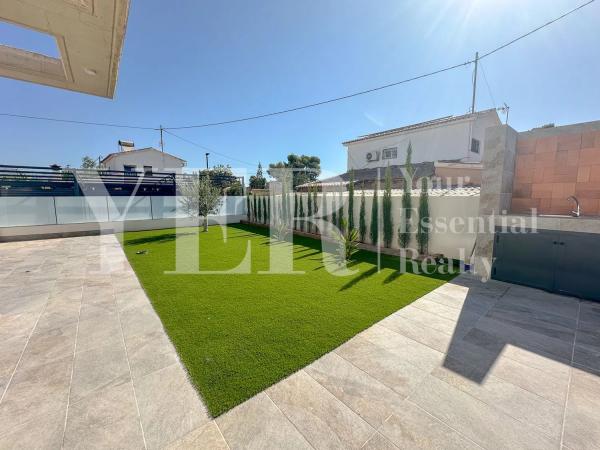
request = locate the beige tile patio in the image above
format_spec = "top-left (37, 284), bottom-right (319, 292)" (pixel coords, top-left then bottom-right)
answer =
top-left (217, 392), bottom-right (313, 450)
top-left (305, 352), bottom-right (406, 429)
top-left (134, 363), bottom-right (210, 449)
top-left (378, 402), bottom-right (480, 450)
top-left (268, 369), bottom-right (375, 449)
top-left (409, 375), bottom-right (559, 449)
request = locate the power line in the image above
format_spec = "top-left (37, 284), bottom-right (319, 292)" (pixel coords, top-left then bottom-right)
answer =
top-left (165, 0), bottom-right (594, 130)
top-left (480, 61), bottom-right (497, 108)
top-left (0, 0), bottom-right (594, 132)
top-left (162, 129), bottom-right (256, 168)
top-left (478, 0), bottom-right (595, 59)
top-left (0, 112), bottom-right (157, 130)
top-left (163, 61), bottom-right (474, 130)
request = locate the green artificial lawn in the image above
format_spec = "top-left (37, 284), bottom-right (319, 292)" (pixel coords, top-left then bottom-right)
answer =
top-left (120, 223), bottom-right (457, 416)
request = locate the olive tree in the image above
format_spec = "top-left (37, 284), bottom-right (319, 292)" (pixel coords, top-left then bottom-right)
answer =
top-left (178, 173), bottom-right (222, 232)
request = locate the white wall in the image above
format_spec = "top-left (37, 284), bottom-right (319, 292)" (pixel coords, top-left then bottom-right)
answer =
top-left (345, 111), bottom-right (500, 170)
top-left (294, 192), bottom-right (479, 262)
top-left (103, 149), bottom-right (185, 173)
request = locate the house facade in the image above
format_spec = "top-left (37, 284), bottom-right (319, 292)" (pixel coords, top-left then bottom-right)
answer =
top-left (100, 147), bottom-right (186, 174)
top-left (343, 109), bottom-right (501, 171)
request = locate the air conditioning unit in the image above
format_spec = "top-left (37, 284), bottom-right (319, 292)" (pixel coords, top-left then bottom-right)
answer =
top-left (366, 150), bottom-right (380, 162)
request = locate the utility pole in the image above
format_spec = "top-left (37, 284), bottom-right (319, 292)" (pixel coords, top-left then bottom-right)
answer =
top-left (159, 125), bottom-right (164, 152)
top-left (471, 52), bottom-right (479, 114)
top-left (205, 152), bottom-right (210, 170)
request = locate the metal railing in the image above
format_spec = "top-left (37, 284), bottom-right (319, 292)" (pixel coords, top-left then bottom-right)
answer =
top-left (0, 165), bottom-right (243, 197)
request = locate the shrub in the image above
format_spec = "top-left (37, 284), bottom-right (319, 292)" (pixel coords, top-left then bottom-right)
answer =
top-left (246, 194), bottom-right (251, 221)
top-left (299, 195), bottom-right (305, 231)
top-left (262, 196), bottom-right (267, 224)
top-left (348, 170), bottom-right (355, 231)
top-left (332, 218), bottom-right (359, 265)
top-left (370, 186), bottom-right (379, 246)
top-left (294, 193), bottom-right (299, 230)
top-left (257, 196), bottom-right (262, 223)
top-left (382, 165), bottom-right (393, 248)
top-left (398, 143), bottom-right (414, 249)
top-left (417, 177), bottom-right (430, 255)
top-left (331, 193), bottom-right (337, 230)
top-left (359, 186), bottom-right (366, 242)
top-left (307, 189), bottom-right (313, 233)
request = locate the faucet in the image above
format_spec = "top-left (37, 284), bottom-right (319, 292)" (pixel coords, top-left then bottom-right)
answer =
top-left (567, 196), bottom-right (580, 217)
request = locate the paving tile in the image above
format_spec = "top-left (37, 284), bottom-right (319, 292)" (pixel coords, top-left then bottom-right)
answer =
top-left (395, 305), bottom-right (459, 336)
top-left (422, 289), bottom-right (497, 315)
top-left (18, 322), bottom-right (78, 371)
top-left (0, 356), bottom-right (72, 434)
top-left (69, 342), bottom-right (131, 404)
top-left (446, 332), bottom-right (570, 405)
top-left (63, 382), bottom-right (145, 450)
top-left (359, 325), bottom-right (444, 372)
top-left (361, 432), bottom-right (398, 450)
top-left (0, 405), bottom-right (66, 449)
top-left (501, 287), bottom-right (579, 319)
top-left (165, 421), bottom-right (229, 450)
top-left (120, 304), bottom-right (165, 341)
top-left (579, 301), bottom-right (600, 329)
top-left (305, 352), bottom-right (407, 429)
top-left (379, 402), bottom-right (480, 450)
top-left (124, 329), bottom-right (179, 380)
top-left (573, 345), bottom-right (600, 372)
top-left (268, 370), bottom-right (375, 449)
top-left (484, 302), bottom-right (576, 342)
top-left (0, 334), bottom-right (28, 393)
top-left (135, 363), bottom-right (210, 450)
top-left (217, 392), bottom-right (313, 450)
top-left (576, 322), bottom-right (600, 353)
top-left (0, 292), bottom-right (48, 315)
top-left (334, 335), bottom-right (428, 397)
top-left (75, 310), bottom-right (122, 354)
top-left (409, 375), bottom-right (559, 450)
top-left (563, 366), bottom-right (600, 450)
top-left (0, 310), bottom-right (39, 341)
top-left (471, 316), bottom-right (573, 361)
top-left (432, 357), bottom-right (564, 440)
top-left (378, 313), bottom-right (453, 353)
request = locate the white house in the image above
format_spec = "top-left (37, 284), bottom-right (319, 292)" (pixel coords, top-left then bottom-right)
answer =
top-left (100, 147), bottom-right (186, 174)
top-left (343, 109), bottom-right (501, 171)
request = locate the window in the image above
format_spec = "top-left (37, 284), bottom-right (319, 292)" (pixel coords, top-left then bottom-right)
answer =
top-left (144, 166), bottom-right (153, 175)
top-left (382, 147), bottom-right (398, 160)
top-left (470, 138), bottom-right (480, 154)
top-left (123, 165), bottom-right (136, 174)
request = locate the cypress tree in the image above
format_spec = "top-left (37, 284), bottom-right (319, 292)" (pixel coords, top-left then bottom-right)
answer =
top-left (294, 193), bottom-right (299, 230)
top-left (417, 177), bottom-right (430, 255)
top-left (299, 195), bottom-right (305, 231)
top-left (370, 186), bottom-right (379, 246)
top-left (257, 196), bottom-right (262, 224)
top-left (398, 143), bottom-right (414, 249)
top-left (246, 194), bottom-right (251, 221)
top-left (262, 196), bottom-right (267, 224)
top-left (253, 195), bottom-right (258, 223)
top-left (267, 195), bottom-right (271, 224)
top-left (331, 193), bottom-right (337, 229)
top-left (322, 193), bottom-right (328, 235)
top-left (359, 185), bottom-right (367, 242)
top-left (382, 165), bottom-right (393, 248)
top-left (348, 170), bottom-right (355, 231)
top-left (337, 189), bottom-right (343, 230)
top-left (307, 188), bottom-right (313, 233)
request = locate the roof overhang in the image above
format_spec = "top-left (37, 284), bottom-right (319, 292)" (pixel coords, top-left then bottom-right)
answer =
top-left (0, 0), bottom-right (130, 98)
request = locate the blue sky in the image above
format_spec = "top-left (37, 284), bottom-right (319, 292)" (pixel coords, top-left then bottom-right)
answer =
top-left (1, 0), bottom-right (599, 179)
